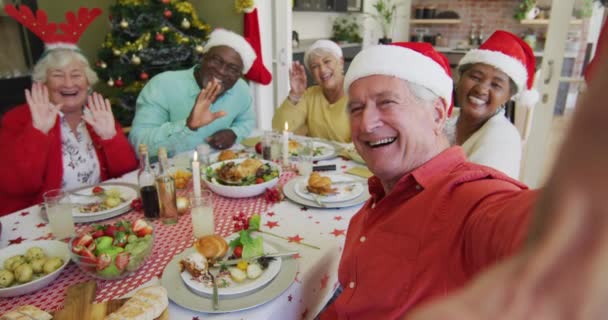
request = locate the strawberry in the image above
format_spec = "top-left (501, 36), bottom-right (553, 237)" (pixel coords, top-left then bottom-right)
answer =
top-left (104, 225), bottom-right (118, 237)
top-left (86, 241), bottom-right (96, 252)
top-left (233, 245), bottom-right (243, 258)
top-left (132, 219), bottom-right (153, 237)
top-left (73, 234), bottom-right (93, 248)
top-left (135, 225), bottom-right (153, 237)
top-left (96, 253), bottom-right (111, 271)
top-left (80, 247), bottom-right (97, 266)
top-left (115, 252), bottom-right (130, 271)
top-left (92, 186), bottom-right (105, 195)
top-left (71, 245), bottom-right (84, 255)
top-left (91, 230), bottom-right (105, 239)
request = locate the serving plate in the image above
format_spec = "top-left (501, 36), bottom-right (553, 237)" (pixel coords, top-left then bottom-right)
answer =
top-left (294, 174), bottom-right (365, 203)
top-left (0, 240), bottom-right (70, 298)
top-left (203, 159), bottom-right (280, 198)
top-left (284, 176), bottom-right (370, 209)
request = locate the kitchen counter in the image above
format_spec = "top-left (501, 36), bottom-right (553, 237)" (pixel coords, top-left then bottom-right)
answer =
top-left (433, 46), bottom-right (578, 58)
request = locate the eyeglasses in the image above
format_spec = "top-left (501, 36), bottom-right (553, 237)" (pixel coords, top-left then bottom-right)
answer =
top-left (205, 54), bottom-right (242, 77)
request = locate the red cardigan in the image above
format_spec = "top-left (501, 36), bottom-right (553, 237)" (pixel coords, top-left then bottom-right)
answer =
top-left (0, 104), bottom-right (138, 216)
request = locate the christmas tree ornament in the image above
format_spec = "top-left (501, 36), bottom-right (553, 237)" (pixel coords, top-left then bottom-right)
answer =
top-left (161, 26), bottom-right (170, 33)
top-left (108, 78), bottom-right (115, 87)
top-left (140, 72), bottom-right (149, 80)
top-left (115, 78), bottom-right (124, 87)
top-left (242, 7), bottom-right (272, 84)
top-left (120, 18), bottom-right (128, 29)
top-left (100, 61), bottom-right (107, 69)
top-left (163, 9), bottom-right (172, 18)
top-left (113, 48), bottom-right (121, 56)
top-left (181, 18), bottom-right (191, 29)
top-left (131, 54), bottom-right (141, 65)
top-left (235, 0), bottom-right (255, 13)
top-left (155, 33), bottom-right (165, 42)
top-left (195, 45), bottom-right (204, 53)
top-left (161, 0), bottom-right (170, 4)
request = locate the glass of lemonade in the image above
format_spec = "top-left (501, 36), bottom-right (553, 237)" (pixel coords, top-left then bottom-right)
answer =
top-left (296, 139), bottom-right (314, 177)
top-left (43, 189), bottom-right (75, 240)
top-left (190, 190), bottom-right (215, 238)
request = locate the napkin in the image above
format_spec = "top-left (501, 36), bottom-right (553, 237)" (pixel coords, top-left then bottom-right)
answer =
top-left (241, 136), bottom-right (261, 148)
top-left (345, 166), bottom-right (373, 179)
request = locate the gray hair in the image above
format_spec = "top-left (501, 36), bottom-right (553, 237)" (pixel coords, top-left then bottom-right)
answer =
top-left (305, 48), bottom-right (342, 71)
top-left (32, 49), bottom-right (98, 86)
top-left (458, 63), bottom-right (518, 98)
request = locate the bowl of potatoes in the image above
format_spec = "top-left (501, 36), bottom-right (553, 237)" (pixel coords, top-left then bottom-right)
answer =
top-left (0, 240), bottom-right (70, 297)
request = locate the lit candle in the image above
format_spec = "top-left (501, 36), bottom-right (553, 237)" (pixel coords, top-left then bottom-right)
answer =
top-left (282, 122), bottom-right (289, 165)
top-left (192, 151), bottom-right (201, 197)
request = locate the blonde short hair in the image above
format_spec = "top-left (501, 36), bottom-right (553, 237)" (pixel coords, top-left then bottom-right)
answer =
top-left (32, 49), bottom-right (98, 86)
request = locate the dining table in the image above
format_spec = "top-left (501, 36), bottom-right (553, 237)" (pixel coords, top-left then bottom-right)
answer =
top-left (0, 136), bottom-right (370, 319)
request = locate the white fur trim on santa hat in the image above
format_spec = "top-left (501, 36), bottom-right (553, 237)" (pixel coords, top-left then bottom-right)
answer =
top-left (45, 42), bottom-right (80, 51)
top-left (344, 45), bottom-right (453, 107)
top-left (515, 88), bottom-right (540, 107)
top-left (458, 49), bottom-right (528, 93)
top-left (303, 40), bottom-right (343, 70)
top-left (204, 29), bottom-right (256, 73)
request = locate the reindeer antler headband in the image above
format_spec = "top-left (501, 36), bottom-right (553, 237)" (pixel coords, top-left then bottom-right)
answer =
top-left (3, 4), bottom-right (101, 51)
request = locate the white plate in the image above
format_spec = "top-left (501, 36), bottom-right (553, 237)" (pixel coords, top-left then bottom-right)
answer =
top-left (203, 159), bottom-right (280, 198)
top-left (0, 240), bottom-right (70, 298)
top-left (284, 176), bottom-right (371, 209)
top-left (294, 174), bottom-right (364, 203)
top-left (162, 239), bottom-right (298, 314)
top-left (290, 140), bottom-right (337, 161)
top-left (69, 183), bottom-right (138, 223)
top-left (180, 241), bottom-right (282, 298)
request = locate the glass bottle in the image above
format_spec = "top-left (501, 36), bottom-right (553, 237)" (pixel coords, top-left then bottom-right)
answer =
top-left (137, 144), bottom-right (160, 219)
top-left (157, 147), bottom-right (178, 224)
top-left (469, 24), bottom-right (477, 47)
top-left (477, 24), bottom-right (484, 46)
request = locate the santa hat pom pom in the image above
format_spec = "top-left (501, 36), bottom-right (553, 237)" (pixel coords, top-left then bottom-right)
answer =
top-left (516, 88), bottom-right (540, 108)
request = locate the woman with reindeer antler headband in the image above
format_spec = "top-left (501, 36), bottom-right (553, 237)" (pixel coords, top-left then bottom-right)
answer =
top-left (0, 5), bottom-right (138, 216)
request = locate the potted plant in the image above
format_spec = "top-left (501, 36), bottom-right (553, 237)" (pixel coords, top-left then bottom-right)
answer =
top-left (370, 0), bottom-right (398, 44)
top-left (514, 0), bottom-right (537, 21)
top-left (331, 16), bottom-right (363, 44)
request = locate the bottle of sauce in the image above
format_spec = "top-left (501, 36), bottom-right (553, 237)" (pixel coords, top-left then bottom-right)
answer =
top-left (137, 144), bottom-right (160, 219)
top-left (157, 147), bottom-right (178, 224)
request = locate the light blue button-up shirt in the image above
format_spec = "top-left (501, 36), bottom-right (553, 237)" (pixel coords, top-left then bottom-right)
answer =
top-left (129, 66), bottom-right (256, 157)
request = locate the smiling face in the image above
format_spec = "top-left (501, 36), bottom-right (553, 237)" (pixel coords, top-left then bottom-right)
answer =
top-left (198, 45), bottom-right (244, 95)
top-left (456, 63), bottom-right (514, 122)
top-left (348, 75), bottom-right (448, 190)
top-left (45, 59), bottom-right (90, 113)
top-left (307, 51), bottom-right (344, 91)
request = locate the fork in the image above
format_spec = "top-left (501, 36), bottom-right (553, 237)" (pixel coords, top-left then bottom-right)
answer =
top-left (208, 271), bottom-right (219, 310)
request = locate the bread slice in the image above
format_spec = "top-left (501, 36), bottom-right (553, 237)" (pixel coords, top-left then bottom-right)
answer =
top-left (104, 286), bottom-right (168, 320)
top-left (0, 305), bottom-right (52, 320)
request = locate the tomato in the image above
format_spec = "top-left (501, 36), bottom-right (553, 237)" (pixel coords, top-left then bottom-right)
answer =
top-left (115, 252), bottom-right (130, 271)
top-left (104, 225), bottom-right (118, 237)
top-left (91, 230), bottom-right (105, 239)
top-left (92, 186), bottom-right (105, 195)
top-left (96, 253), bottom-right (111, 271)
top-left (233, 245), bottom-right (243, 258)
top-left (255, 178), bottom-right (265, 184)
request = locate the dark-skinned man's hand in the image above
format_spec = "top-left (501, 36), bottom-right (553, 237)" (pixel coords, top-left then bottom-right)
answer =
top-left (186, 78), bottom-right (225, 130)
top-left (207, 129), bottom-right (237, 150)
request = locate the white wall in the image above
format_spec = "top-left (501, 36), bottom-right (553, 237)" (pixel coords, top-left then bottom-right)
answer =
top-left (292, 12), bottom-right (343, 40)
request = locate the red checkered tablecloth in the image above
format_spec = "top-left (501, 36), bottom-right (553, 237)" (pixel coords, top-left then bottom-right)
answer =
top-left (0, 172), bottom-right (296, 312)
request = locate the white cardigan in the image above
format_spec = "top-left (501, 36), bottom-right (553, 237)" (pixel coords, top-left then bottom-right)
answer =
top-left (449, 112), bottom-right (522, 179)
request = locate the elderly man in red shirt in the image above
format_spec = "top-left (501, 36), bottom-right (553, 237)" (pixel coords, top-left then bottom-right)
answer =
top-left (319, 42), bottom-right (538, 319)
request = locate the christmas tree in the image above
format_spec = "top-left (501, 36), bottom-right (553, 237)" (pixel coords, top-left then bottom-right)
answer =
top-left (95, 0), bottom-right (211, 126)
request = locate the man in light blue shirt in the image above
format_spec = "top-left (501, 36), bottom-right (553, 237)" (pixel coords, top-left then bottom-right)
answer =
top-left (129, 29), bottom-right (257, 156)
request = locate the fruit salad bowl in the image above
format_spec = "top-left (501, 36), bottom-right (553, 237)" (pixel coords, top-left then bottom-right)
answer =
top-left (68, 219), bottom-right (154, 280)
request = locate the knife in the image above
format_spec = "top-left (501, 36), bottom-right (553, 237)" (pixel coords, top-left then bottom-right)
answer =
top-left (213, 251), bottom-right (298, 267)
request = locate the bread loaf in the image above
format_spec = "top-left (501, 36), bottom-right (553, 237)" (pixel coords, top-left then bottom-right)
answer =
top-left (104, 285), bottom-right (168, 320)
top-left (0, 305), bottom-right (52, 320)
top-left (194, 235), bottom-right (228, 261)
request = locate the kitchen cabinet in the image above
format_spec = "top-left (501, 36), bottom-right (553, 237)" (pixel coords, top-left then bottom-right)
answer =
top-left (293, 0), bottom-right (347, 12)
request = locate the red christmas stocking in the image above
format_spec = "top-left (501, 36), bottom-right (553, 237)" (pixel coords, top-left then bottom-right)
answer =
top-left (244, 8), bottom-right (272, 85)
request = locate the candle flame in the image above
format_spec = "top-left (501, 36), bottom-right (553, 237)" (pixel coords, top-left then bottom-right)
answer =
top-left (193, 151), bottom-right (198, 162)
top-left (284, 121), bottom-right (289, 131)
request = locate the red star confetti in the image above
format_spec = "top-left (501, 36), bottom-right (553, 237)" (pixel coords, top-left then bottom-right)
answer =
top-left (330, 229), bottom-right (346, 237)
top-left (288, 294), bottom-right (293, 302)
top-left (315, 221), bottom-right (320, 224)
top-left (300, 207), bottom-right (308, 211)
top-left (14, 221), bottom-right (19, 225)
top-left (20, 211), bottom-right (29, 216)
top-left (36, 223), bottom-right (47, 228)
top-left (341, 165), bottom-right (347, 169)
top-left (320, 273), bottom-right (330, 289)
top-left (192, 317), bottom-right (200, 320)
top-left (293, 253), bottom-right (302, 259)
top-left (264, 221), bottom-right (279, 229)
top-left (301, 308), bottom-right (309, 319)
top-left (8, 236), bottom-right (26, 245)
top-left (334, 216), bottom-right (343, 221)
top-left (288, 234), bottom-right (304, 243)
top-left (295, 271), bottom-right (302, 283)
top-left (266, 211), bottom-right (276, 217)
top-left (307, 215), bottom-right (312, 219)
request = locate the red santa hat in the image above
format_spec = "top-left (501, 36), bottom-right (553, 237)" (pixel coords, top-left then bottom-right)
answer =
top-left (204, 28), bottom-right (256, 74)
top-left (344, 42), bottom-right (454, 116)
top-left (4, 4), bottom-right (101, 52)
top-left (459, 30), bottom-right (539, 106)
